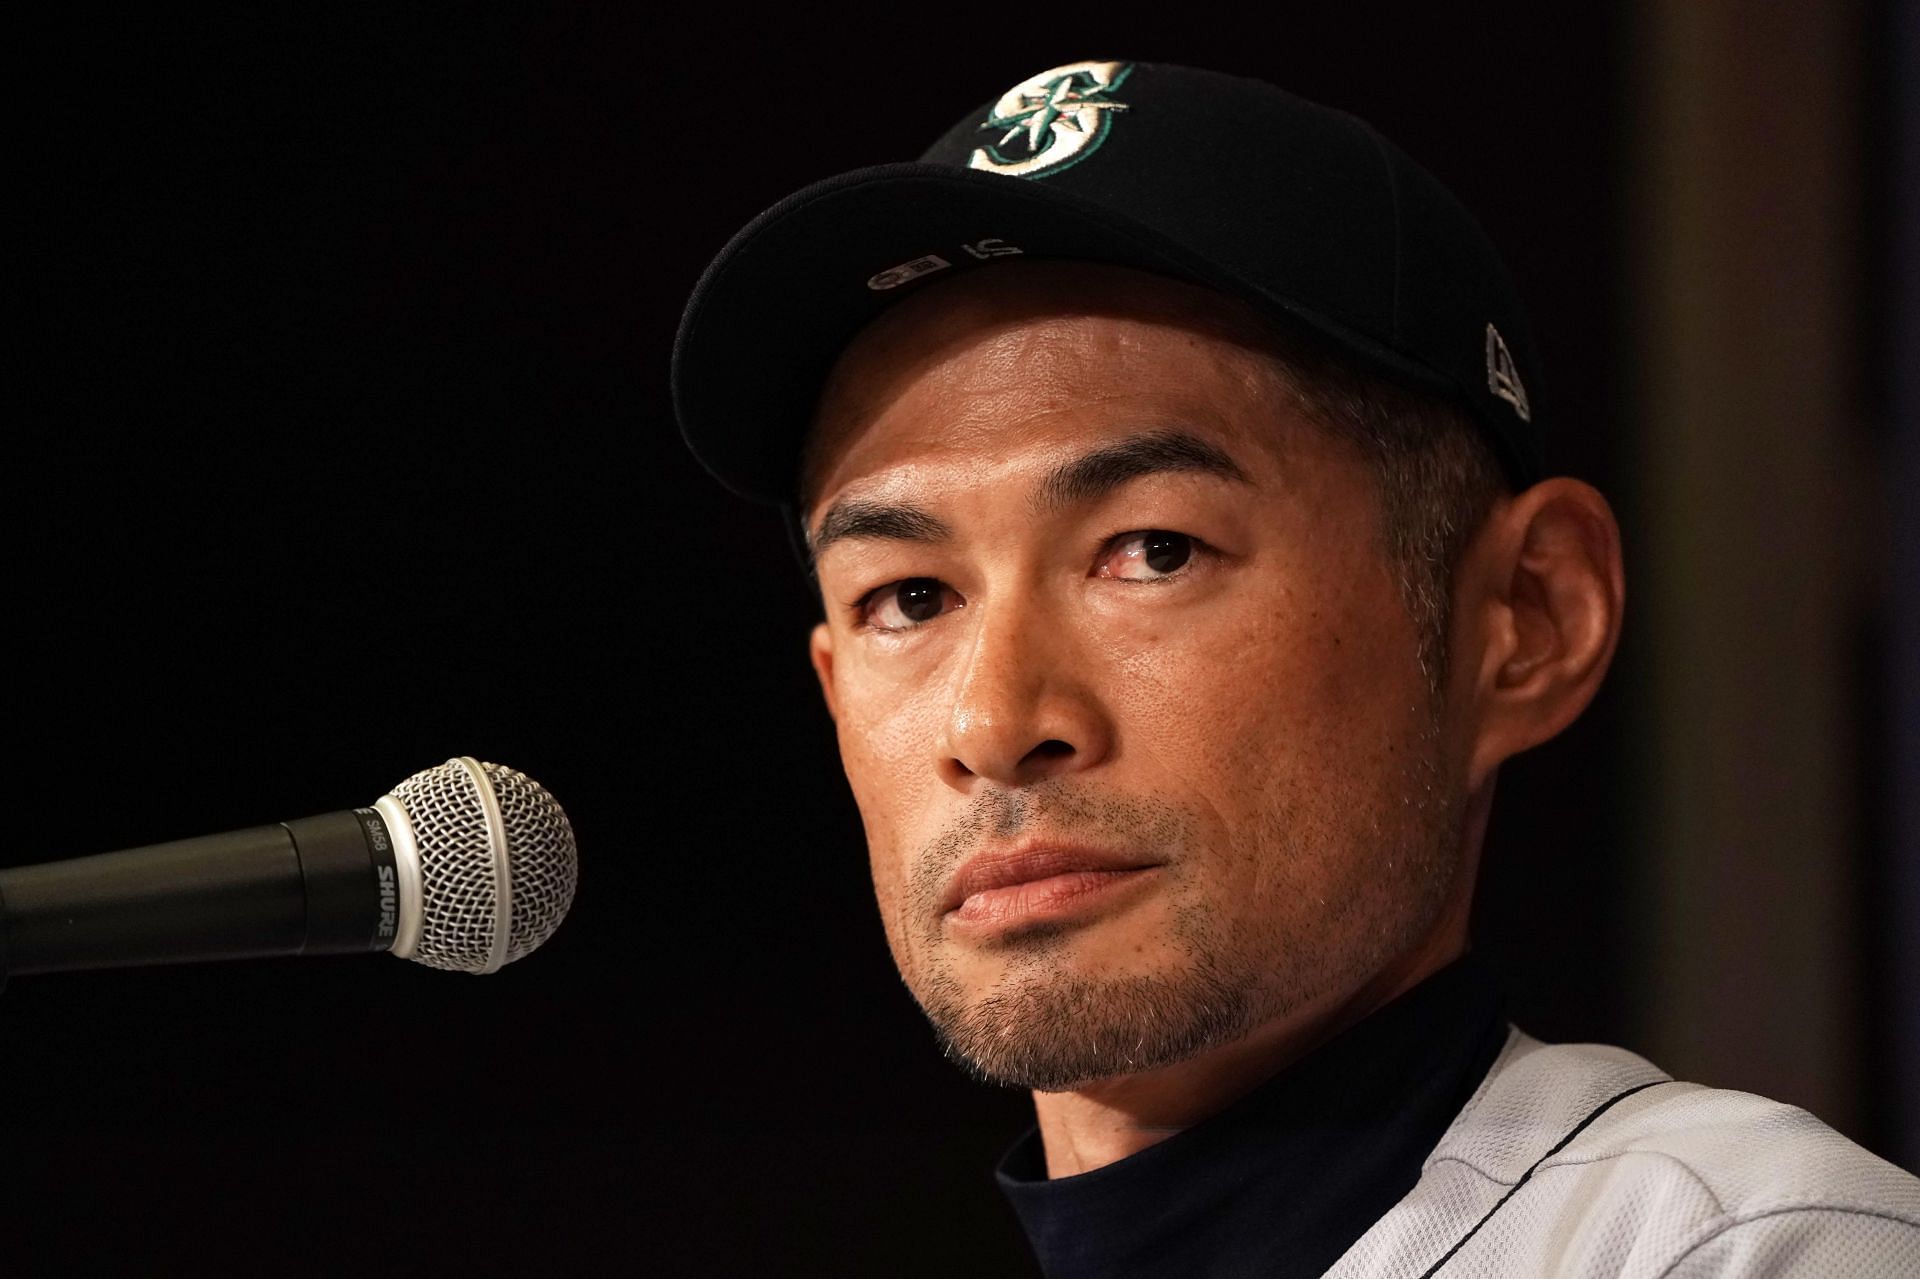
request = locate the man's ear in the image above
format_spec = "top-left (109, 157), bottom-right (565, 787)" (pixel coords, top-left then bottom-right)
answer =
top-left (809, 621), bottom-right (839, 723)
top-left (1458, 477), bottom-right (1625, 790)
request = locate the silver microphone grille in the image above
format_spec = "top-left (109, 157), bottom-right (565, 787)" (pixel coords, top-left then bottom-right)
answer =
top-left (384, 758), bottom-right (578, 974)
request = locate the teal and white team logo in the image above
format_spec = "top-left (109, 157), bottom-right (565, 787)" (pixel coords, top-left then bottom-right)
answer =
top-left (969, 61), bottom-right (1134, 178)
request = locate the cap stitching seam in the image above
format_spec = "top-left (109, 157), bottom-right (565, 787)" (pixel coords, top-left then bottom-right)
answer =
top-left (1357, 124), bottom-right (1406, 344)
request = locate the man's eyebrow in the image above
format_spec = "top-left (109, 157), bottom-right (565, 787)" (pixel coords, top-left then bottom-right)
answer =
top-left (807, 429), bottom-right (1256, 568)
top-left (807, 500), bottom-right (955, 567)
top-left (1029, 428), bottom-right (1255, 517)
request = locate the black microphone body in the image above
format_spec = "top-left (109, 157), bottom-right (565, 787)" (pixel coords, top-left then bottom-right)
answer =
top-left (0, 757), bottom-right (579, 991)
top-left (0, 808), bottom-right (400, 978)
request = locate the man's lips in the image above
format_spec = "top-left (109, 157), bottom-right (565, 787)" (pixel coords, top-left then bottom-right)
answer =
top-left (940, 843), bottom-right (1164, 925)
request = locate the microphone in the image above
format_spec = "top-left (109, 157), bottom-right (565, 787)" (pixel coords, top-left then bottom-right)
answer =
top-left (0, 758), bottom-right (577, 987)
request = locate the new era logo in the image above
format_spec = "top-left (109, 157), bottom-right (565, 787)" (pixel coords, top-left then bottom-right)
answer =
top-left (868, 254), bottom-right (952, 291)
top-left (1485, 323), bottom-right (1531, 422)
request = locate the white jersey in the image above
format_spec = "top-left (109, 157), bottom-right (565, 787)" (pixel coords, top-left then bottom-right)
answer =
top-left (1329, 1029), bottom-right (1920, 1277)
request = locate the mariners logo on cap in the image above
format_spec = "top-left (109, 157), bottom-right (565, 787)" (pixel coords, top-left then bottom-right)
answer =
top-left (969, 61), bottom-right (1133, 178)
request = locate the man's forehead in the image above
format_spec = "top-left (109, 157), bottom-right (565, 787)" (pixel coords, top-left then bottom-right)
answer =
top-left (800, 262), bottom-right (1300, 518)
top-left (806, 424), bottom-right (1262, 567)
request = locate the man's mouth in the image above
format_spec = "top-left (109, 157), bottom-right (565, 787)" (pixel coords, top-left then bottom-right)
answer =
top-left (941, 842), bottom-right (1163, 933)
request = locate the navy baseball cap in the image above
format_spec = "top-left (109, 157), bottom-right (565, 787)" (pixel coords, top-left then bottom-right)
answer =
top-left (671, 60), bottom-right (1545, 572)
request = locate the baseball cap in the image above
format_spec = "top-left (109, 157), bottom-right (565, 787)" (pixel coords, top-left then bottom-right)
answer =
top-left (670, 59), bottom-right (1545, 575)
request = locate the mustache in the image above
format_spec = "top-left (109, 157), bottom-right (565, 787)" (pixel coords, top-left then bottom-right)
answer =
top-left (904, 782), bottom-right (1194, 921)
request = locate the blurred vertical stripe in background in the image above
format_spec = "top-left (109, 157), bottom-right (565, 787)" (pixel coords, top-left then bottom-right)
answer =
top-left (1629, 0), bottom-right (1916, 1169)
top-left (1883, 0), bottom-right (1919, 1176)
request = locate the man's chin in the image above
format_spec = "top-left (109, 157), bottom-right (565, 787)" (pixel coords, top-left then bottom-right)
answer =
top-left (930, 916), bottom-right (1193, 1000)
top-left (916, 956), bottom-right (1256, 1092)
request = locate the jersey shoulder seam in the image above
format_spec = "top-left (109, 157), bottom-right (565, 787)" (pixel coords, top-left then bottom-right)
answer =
top-left (1652, 1204), bottom-right (1920, 1279)
top-left (1541, 1146), bottom-right (1728, 1215)
top-left (1427, 1141), bottom-right (1728, 1206)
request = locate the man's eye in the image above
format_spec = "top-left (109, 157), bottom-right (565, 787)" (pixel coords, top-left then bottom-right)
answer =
top-left (848, 531), bottom-right (1205, 634)
top-left (854, 578), bottom-right (954, 633)
top-left (1101, 530), bottom-right (1198, 581)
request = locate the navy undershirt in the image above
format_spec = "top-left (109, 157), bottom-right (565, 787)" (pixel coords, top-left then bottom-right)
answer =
top-left (995, 952), bottom-right (1510, 1278)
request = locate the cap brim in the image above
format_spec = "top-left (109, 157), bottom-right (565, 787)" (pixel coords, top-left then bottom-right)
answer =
top-left (670, 161), bottom-right (1455, 508)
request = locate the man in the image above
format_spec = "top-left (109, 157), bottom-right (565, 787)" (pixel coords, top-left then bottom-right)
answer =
top-left (670, 60), bottom-right (1919, 1275)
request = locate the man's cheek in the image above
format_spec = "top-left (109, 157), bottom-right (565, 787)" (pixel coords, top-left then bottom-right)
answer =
top-left (842, 706), bottom-right (937, 798)
top-left (863, 851), bottom-right (912, 956)
top-left (1146, 650), bottom-right (1295, 770)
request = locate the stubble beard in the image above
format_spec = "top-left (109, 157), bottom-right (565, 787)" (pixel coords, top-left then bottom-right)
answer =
top-left (902, 710), bottom-right (1465, 1093)
top-left (917, 907), bottom-right (1261, 1092)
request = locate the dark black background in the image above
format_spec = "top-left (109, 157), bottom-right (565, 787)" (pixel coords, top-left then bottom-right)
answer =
top-left (13, 6), bottom-right (1633, 1273)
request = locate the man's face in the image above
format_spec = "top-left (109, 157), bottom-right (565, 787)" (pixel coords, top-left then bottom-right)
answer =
top-left (804, 263), bottom-right (1471, 1091)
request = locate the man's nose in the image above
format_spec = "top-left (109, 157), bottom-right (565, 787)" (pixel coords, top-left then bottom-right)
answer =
top-left (938, 594), bottom-right (1112, 788)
